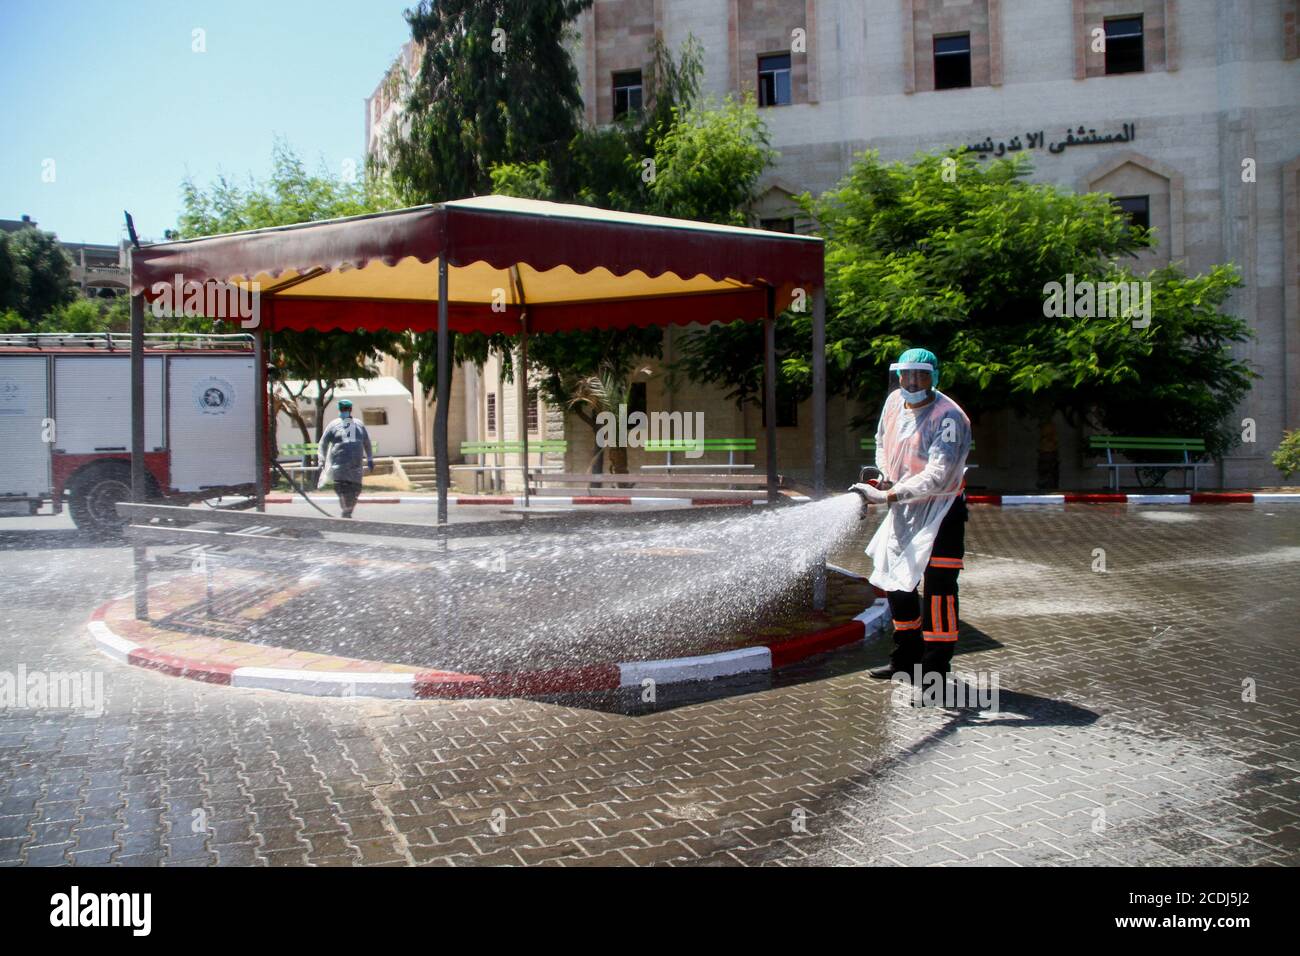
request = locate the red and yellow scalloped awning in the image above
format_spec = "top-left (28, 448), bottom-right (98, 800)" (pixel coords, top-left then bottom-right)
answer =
top-left (132, 195), bottom-right (824, 334)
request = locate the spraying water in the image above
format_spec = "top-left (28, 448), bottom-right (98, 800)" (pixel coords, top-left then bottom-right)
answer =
top-left (222, 494), bottom-right (871, 671)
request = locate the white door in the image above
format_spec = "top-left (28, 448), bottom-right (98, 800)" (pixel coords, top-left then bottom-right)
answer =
top-left (167, 356), bottom-right (257, 491)
top-left (0, 356), bottom-right (51, 497)
top-left (54, 356), bottom-right (164, 453)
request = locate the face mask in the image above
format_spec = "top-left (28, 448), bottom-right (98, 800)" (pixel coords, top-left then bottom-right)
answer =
top-left (900, 387), bottom-right (930, 404)
top-left (340, 410), bottom-right (351, 419)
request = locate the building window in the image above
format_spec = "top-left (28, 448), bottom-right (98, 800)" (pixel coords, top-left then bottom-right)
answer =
top-left (1113, 195), bottom-right (1151, 232)
top-left (933, 34), bottom-right (972, 90)
top-left (527, 388), bottom-right (540, 433)
top-left (1104, 16), bottom-right (1144, 74)
top-left (760, 217), bottom-right (795, 233)
top-left (757, 53), bottom-right (792, 107)
top-left (361, 407), bottom-right (388, 426)
top-left (612, 70), bottom-right (643, 119)
top-left (486, 393), bottom-right (496, 434)
top-left (629, 381), bottom-right (648, 416)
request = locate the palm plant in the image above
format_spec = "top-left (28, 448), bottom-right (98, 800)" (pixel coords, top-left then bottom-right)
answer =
top-left (564, 364), bottom-right (647, 474)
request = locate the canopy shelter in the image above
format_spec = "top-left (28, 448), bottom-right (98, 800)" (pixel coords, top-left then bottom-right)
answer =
top-left (128, 195), bottom-right (827, 521)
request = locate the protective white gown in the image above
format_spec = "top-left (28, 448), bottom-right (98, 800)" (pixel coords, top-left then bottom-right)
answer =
top-left (866, 389), bottom-right (972, 593)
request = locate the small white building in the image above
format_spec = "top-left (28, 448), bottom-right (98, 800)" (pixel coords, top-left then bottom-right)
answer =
top-left (275, 377), bottom-right (416, 457)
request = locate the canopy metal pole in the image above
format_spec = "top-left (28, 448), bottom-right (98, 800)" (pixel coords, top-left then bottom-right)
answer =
top-left (811, 284), bottom-right (827, 610)
top-left (435, 254), bottom-right (450, 524)
top-left (764, 286), bottom-right (778, 504)
top-left (812, 285), bottom-right (826, 497)
top-left (510, 265), bottom-right (530, 509)
top-left (130, 289), bottom-right (150, 621)
top-left (252, 327), bottom-right (266, 512)
top-left (519, 315), bottom-right (530, 509)
top-left (130, 292), bottom-right (146, 502)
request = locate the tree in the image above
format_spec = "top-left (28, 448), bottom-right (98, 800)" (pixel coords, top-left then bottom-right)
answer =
top-left (685, 149), bottom-right (1253, 484)
top-left (1273, 429), bottom-right (1300, 480)
top-left (0, 228), bottom-right (77, 327)
top-left (490, 37), bottom-right (775, 471)
top-left (525, 327), bottom-right (664, 472)
top-left (176, 141), bottom-right (406, 443)
top-left (377, 2), bottom-right (599, 432)
top-left (383, 0), bottom-right (593, 204)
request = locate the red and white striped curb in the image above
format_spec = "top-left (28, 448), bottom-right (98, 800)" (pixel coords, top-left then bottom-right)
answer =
top-left (264, 494), bottom-right (808, 507)
top-left (965, 492), bottom-right (1300, 505)
top-left (88, 598), bottom-right (891, 700)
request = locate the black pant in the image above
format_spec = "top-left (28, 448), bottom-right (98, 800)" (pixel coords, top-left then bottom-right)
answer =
top-left (886, 493), bottom-right (967, 677)
top-left (335, 480), bottom-right (361, 517)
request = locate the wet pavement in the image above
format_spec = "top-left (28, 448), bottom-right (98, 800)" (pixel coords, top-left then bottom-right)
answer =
top-left (1, 503), bottom-right (1298, 866)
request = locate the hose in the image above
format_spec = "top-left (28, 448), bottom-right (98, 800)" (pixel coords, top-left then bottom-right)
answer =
top-left (272, 459), bottom-right (336, 518)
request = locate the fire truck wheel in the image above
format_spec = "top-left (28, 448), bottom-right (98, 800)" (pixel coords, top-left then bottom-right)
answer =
top-left (68, 463), bottom-right (151, 537)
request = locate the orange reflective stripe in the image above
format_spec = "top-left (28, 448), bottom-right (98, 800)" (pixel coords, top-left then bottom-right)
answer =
top-left (928, 557), bottom-right (964, 569)
top-left (892, 616), bottom-right (923, 630)
top-left (923, 633), bottom-right (959, 642)
top-left (931, 596), bottom-right (940, 632)
top-left (948, 595), bottom-right (956, 631)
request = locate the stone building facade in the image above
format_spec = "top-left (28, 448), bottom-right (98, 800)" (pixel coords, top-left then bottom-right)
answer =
top-left (368, 0), bottom-right (1300, 489)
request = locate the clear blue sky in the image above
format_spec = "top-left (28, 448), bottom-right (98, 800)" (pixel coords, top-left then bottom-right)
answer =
top-left (0, 0), bottom-right (415, 244)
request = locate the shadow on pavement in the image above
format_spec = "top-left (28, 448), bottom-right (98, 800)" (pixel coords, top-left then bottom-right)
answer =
top-left (536, 622), bottom-right (1020, 716)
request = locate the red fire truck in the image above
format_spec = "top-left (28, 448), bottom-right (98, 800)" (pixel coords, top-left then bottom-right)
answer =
top-left (0, 333), bottom-right (262, 534)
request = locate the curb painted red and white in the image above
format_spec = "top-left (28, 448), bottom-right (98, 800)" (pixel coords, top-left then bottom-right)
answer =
top-left (88, 596), bottom-right (891, 700)
top-left (965, 492), bottom-right (1300, 505)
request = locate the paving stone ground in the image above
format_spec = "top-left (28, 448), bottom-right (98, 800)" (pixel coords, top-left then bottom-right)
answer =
top-left (1, 504), bottom-right (1298, 866)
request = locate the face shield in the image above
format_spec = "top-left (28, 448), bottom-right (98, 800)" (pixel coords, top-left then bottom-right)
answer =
top-left (889, 362), bottom-right (936, 402)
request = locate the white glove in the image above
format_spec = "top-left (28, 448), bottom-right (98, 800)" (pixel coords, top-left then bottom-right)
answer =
top-left (852, 483), bottom-right (889, 504)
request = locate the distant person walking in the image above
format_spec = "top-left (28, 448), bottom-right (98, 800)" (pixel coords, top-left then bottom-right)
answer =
top-left (318, 399), bottom-right (373, 518)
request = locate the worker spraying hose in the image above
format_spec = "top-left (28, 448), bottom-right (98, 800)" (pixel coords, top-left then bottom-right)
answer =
top-left (849, 348), bottom-right (971, 683)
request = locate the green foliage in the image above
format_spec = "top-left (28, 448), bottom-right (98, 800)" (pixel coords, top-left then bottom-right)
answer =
top-left (384, 0), bottom-right (593, 204)
top-left (488, 36), bottom-right (772, 453)
top-left (41, 298), bottom-right (116, 333)
top-left (177, 141), bottom-right (406, 438)
top-left (526, 327), bottom-right (664, 414)
top-left (1273, 429), bottom-right (1300, 480)
top-left (676, 319), bottom-right (808, 414)
top-left (380, 2), bottom-right (603, 405)
top-left (687, 148), bottom-right (1253, 459)
top-left (643, 95), bottom-right (773, 225)
top-left (177, 139), bottom-right (401, 237)
top-left (0, 228), bottom-right (77, 326)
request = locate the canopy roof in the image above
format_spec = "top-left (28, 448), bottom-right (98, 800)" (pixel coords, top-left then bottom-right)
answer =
top-left (133, 195), bottom-right (824, 335)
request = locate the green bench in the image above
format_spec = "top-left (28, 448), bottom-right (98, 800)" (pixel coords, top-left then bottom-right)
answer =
top-left (279, 440), bottom-right (380, 459)
top-left (277, 441), bottom-right (379, 490)
top-left (460, 439), bottom-right (567, 457)
top-left (455, 439), bottom-right (567, 494)
top-left (1088, 436), bottom-right (1210, 490)
top-left (280, 442), bottom-right (318, 458)
top-left (642, 437), bottom-right (756, 474)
